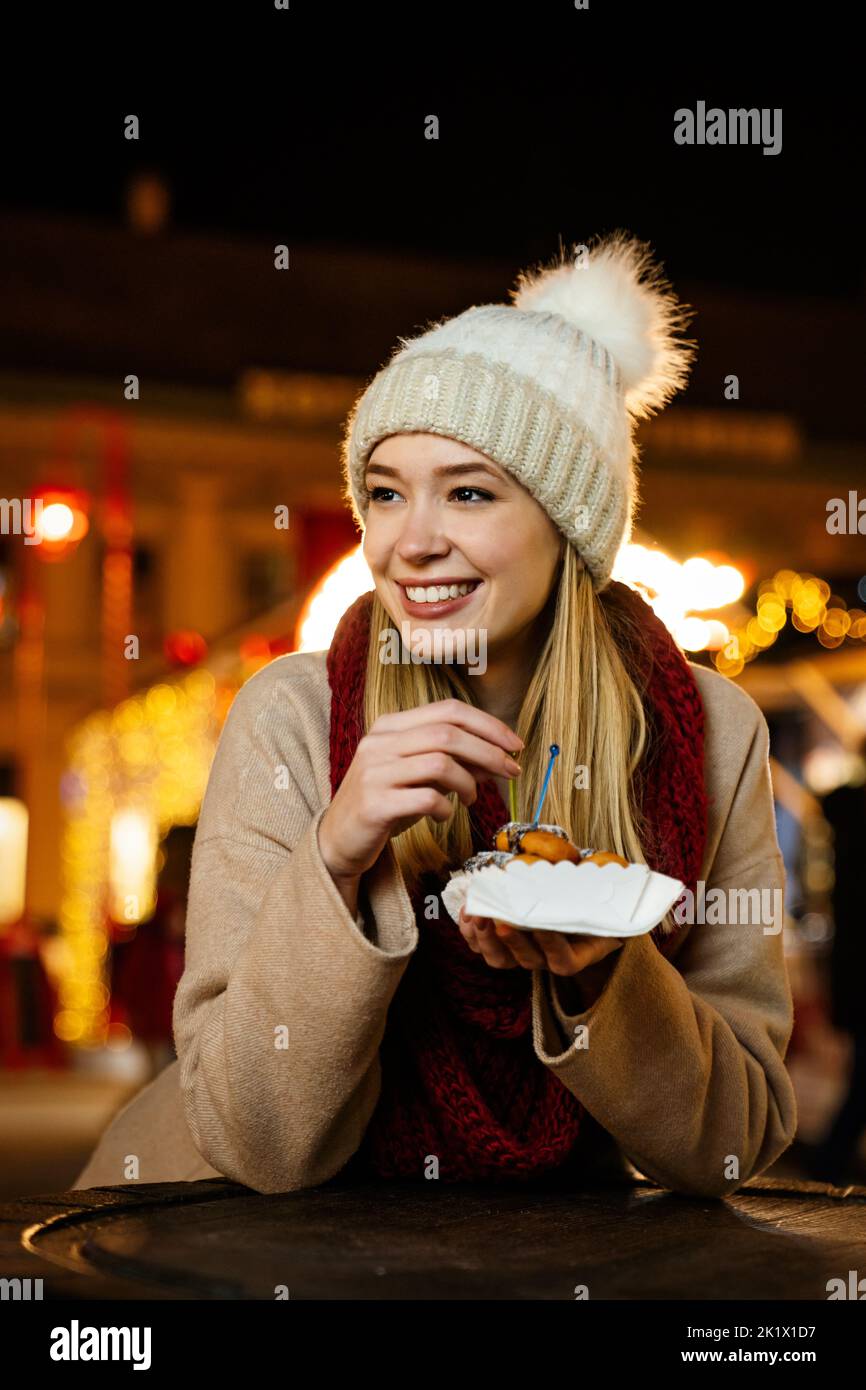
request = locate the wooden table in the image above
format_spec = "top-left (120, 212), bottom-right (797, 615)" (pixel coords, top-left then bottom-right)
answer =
top-left (2, 1172), bottom-right (865, 1300)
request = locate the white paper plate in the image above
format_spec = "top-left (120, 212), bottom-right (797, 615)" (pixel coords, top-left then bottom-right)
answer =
top-left (441, 857), bottom-right (684, 937)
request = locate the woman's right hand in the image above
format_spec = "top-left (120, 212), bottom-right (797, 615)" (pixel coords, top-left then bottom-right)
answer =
top-left (317, 697), bottom-right (524, 884)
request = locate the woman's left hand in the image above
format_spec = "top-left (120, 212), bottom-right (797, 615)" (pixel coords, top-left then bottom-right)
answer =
top-left (458, 906), bottom-right (622, 977)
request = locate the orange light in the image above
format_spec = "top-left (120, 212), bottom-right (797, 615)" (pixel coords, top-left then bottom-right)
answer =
top-left (32, 486), bottom-right (90, 559)
top-left (0, 797), bottom-right (28, 925)
top-left (296, 545), bottom-right (375, 650)
top-left (40, 502), bottom-right (75, 540)
top-left (239, 634), bottom-right (272, 661)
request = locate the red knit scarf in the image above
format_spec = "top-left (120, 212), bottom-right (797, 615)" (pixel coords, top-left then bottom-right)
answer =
top-left (326, 583), bottom-right (707, 1183)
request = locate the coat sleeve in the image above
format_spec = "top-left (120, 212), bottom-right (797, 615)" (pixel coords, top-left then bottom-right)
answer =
top-left (530, 683), bottom-right (798, 1198)
top-left (172, 668), bottom-right (419, 1194)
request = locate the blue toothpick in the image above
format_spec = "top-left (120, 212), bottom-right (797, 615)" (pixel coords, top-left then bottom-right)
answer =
top-left (532, 744), bottom-right (560, 826)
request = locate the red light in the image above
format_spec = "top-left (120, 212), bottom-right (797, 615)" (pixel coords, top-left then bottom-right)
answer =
top-left (163, 630), bottom-right (208, 666)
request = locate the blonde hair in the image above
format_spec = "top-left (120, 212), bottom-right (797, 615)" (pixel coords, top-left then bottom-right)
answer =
top-left (363, 545), bottom-right (662, 896)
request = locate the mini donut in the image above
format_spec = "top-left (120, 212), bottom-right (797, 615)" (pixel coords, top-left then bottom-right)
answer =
top-left (519, 829), bottom-right (582, 863)
top-left (583, 850), bottom-right (629, 868)
top-left (494, 821), bottom-right (580, 862)
top-left (494, 820), bottom-right (569, 853)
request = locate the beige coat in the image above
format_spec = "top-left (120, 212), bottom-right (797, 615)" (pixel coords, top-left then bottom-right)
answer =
top-left (72, 649), bottom-right (797, 1197)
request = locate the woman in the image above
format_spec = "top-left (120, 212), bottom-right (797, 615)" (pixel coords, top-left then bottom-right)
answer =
top-left (73, 233), bottom-right (797, 1197)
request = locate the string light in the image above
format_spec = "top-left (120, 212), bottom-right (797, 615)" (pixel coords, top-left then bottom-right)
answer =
top-left (715, 569), bottom-right (866, 677)
top-left (58, 666), bottom-right (226, 1046)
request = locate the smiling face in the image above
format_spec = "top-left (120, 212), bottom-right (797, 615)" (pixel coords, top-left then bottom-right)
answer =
top-left (362, 432), bottom-right (565, 660)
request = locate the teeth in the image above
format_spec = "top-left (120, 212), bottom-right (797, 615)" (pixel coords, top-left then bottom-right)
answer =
top-left (405, 581), bottom-right (479, 603)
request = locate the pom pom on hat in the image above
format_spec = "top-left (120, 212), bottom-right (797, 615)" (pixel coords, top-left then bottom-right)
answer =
top-left (509, 231), bottom-right (697, 420)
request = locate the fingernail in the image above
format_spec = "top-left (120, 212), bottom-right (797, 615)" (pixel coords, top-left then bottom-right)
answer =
top-left (506, 758), bottom-right (521, 774)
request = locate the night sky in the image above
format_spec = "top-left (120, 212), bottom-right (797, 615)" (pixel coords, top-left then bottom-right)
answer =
top-left (2, 40), bottom-right (861, 300)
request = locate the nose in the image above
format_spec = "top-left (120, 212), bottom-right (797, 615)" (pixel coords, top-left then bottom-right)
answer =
top-left (394, 502), bottom-right (449, 559)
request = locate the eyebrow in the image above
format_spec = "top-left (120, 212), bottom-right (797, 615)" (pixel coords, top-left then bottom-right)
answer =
top-left (365, 460), bottom-right (506, 482)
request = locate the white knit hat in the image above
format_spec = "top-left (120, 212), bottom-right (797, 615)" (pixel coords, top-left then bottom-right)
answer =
top-left (340, 232), bottom-right (696, 590)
